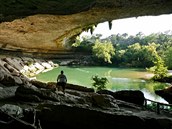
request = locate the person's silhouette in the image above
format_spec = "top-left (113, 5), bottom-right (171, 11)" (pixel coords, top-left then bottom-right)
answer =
top-left (56, 70), bottom-right (67, 94)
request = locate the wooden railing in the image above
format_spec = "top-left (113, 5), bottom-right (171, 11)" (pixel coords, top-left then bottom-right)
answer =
top-left (144, 98), bottom-right (172, 114)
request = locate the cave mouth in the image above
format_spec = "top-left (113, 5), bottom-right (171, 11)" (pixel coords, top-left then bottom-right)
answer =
top-left (1, 13), bottom-right (172, 59)
top-left (1, 0), bottom-right (172, 58)
top-left (80, 14), bottom-right (172, 40)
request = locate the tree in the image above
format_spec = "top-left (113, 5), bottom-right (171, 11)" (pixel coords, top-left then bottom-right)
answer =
top-left (71, 35), bottom-right (94, 52)
top-left (122, 43), bottom-right (141, 67)
top-left (92, 75), bottom-right (108, 91)
top-left (92, 40), bottom-right (115, 63)
top-left (139, 43), bottom-right (159, 67)
top-left (72, 36), bottom-right (81, 47)
top-left (147, 55), bottom-right (168, 80)
top-left (164, 47), bottom-right (172, 69)
top-left (121, 42), bottom-right (159, 67)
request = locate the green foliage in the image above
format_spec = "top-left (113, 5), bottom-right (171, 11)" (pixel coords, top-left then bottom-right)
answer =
top-left (146, 103), bottom-right (157, 111)
top-left (121, 42), bottom-right (158, 67)
top-left (164, 47), bottom-right (172, 69)
top-left (141, 43), bottom-right (159, 65)
top-left (123, 43), bottom-right (142, 66)
top-left (146, 102), bottom-right (172, 112)
top-left (92, 40), bottom-right (115, 63)
top-left (147, 55), bottom-right (168, 80)
top-left (91, 75), bottom-right (108, 91)
top-left (72, 36), bottom-right (81, 47)
top-left (74, 31), bottom-right (172, 68)
top-left (71, 35), bottom-right (94, 52)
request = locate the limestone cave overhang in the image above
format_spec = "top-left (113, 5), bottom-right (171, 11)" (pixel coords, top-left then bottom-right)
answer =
top-left (0, 0), bottom-right (172, 58)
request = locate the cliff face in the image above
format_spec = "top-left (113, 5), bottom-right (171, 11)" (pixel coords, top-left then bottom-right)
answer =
top-left (0, 0), bottom-right (172, 57)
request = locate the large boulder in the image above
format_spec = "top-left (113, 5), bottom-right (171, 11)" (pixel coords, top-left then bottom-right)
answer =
top-left (97, 90), bottom-right (145, 106)
top-left (155, 86), bottom-right (172, 104)
top-left (0, 86), bottom-right (18, 100)
top-left (113, 90), bottom-right (145, 106)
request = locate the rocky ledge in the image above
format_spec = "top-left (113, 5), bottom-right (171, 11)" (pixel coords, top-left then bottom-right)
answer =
top-left (0, 80), bottom-right (172, 129)
top-left (0, 56), bottom-right (58, 87)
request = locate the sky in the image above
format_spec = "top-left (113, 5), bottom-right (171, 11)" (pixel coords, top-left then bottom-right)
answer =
top-left (80, 14), bottom-right (172, 38)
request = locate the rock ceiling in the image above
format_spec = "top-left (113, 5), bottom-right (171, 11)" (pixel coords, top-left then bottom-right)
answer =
top-left (0, 0), bottom-right (172, 57)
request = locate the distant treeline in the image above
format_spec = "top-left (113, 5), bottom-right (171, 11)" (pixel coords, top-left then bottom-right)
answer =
top-left (72, 31), bottom-right (172, 70)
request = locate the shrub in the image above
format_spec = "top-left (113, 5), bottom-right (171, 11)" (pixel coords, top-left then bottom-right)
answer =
top-left (91, 75), bottom-right (108, 91)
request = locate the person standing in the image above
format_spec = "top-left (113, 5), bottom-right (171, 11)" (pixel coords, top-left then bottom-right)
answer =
top-left (57, 70), bottom-right (67, 94)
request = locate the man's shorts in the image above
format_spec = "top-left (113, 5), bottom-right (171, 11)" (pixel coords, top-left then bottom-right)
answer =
top-left (57, 82), bottom-right (66, 90)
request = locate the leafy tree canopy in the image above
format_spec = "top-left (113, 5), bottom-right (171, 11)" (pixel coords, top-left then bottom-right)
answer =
top-left (92, 39), bottom-right (115, 63)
